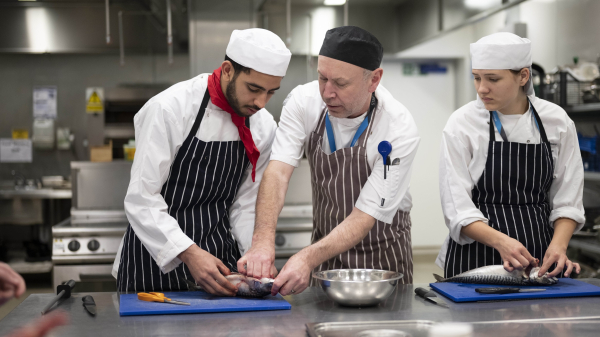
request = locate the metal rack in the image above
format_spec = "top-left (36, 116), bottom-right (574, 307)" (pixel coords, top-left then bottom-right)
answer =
top-left (544, 71), bottom-right (595, 106)
top-left (545, 72), bottom-right (600, 275)
top-left (543, 71), bottom-right (600, 121)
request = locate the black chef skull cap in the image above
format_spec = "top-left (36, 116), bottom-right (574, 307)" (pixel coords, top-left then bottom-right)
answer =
top-left (319, 26), bottom-right (383, 71)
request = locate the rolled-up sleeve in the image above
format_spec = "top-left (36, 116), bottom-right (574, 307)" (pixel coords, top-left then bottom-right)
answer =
top-left (229, 118), bottom-right (277, 256)
top-left (548, 121), bottom-right (585, 231)
top-left (439, 131), bottom-right (488, 245)
top-left (270, 87), bottom-right (308, 167)
top-left (124, 101), bottom-right (194, 274)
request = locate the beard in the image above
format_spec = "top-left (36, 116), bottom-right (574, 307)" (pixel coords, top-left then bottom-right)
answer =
top-left (225, 74), bottom-right (259, 118)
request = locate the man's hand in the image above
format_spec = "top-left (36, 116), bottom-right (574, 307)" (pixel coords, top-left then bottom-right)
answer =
top-left (0, 262), bottom-right (26, 306)
top-left (237, 243), bottom-right (276, 278)
top-left (495, 236), bottom-right (536, 272)
top-left (179, 245), bottom-right (237, 296)
top-left (6, 311), bottom-right (69, 337)
top-left (271, 251), bottom-right (313, 296)
top-left (538, 243), bottom-right (581, 278)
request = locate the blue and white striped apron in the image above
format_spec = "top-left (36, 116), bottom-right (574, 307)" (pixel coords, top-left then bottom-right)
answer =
top-left (444, 103), bottom-right (555, 277)
top-left (117, 89), bottom-right (250, 292)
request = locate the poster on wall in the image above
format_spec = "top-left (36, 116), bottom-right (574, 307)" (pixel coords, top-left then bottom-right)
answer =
top-left (33, 86), bottom-right (57, 119)
top-left (0, 139), bottom-right (32, 163)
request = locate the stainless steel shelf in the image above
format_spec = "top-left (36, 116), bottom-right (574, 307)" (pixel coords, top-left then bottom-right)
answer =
top-left (570, 237), bottom-right (600, 255)
top-left (52, 255), bottom-right (116, 265)
top-left (0, 188), bottom-right (72, 200)
top-left (565, 103), bottom-right (600, 121)
top-left (52, 225), bottom-right (127, 237)
top-left (566, 103), bottom-right (600, 114)
top-left (104, 124), bottom-right (135, 139)
top-left (69, 209), bottom-right (128, 225)
top-left (8, 259), bottom-right (53, 274)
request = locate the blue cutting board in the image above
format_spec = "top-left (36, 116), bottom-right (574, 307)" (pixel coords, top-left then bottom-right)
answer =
top-left (119, 291), bottom-right (291, 316)
top-left (430, 278), bottom-right (600, 303)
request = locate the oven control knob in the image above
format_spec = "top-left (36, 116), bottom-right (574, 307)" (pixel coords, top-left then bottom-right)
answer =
top-left (275, 234), bottom-right (286, 247)
top-left (88, 239), bottom-right (100, 252)
top-left (68, 240), bottom-right (80, 252)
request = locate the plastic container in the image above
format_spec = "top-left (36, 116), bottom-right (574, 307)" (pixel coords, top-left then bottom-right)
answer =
top-left (123, 140), bottom-right (136, 161)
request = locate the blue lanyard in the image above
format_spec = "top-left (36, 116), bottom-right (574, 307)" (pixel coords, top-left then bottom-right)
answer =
top-left (324, 94), bottom-right (377, 153)
top-left (325, 112), bottom-right (370, 153)
top-left (491, 102), bottom-right (539, 142)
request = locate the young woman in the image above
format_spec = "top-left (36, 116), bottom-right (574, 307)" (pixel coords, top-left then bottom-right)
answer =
top-left (437, 32), bottom-right (584, 279)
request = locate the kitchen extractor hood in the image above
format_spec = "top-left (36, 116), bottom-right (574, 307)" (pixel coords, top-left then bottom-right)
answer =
top-left (0, 0), bottom-right (188, 54)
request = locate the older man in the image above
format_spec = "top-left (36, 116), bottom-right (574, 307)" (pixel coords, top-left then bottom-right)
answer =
top-left (238, 26), bottom-right (420, 295)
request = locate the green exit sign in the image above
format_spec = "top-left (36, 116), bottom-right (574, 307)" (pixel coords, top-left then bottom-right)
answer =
top-left (403, 63), bottom-right (417, 75)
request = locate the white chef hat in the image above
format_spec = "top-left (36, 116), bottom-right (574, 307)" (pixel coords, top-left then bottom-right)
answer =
top-left (470, 32), bottom-right (534, 96)
top-left (226, 28), bottom-right (292, 77)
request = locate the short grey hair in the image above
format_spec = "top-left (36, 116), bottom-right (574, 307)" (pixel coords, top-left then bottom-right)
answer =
top-left (363, 69), bottom-right (373, 81)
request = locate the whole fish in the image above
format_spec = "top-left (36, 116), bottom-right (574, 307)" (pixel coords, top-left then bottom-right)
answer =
top-left (434, 265), bottom-right (558, 286)
top-left (185, 273), bottom-right (274, 298)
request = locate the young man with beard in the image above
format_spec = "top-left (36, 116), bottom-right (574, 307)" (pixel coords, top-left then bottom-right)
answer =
top-left (113, 29), bottom-right (291, 295)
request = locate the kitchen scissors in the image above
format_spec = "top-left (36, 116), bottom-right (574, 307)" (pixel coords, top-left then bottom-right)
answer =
top-left (137, 292), bottom-right (191, 305)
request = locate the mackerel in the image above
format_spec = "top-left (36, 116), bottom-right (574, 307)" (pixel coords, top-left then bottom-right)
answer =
top-left (434, 265), bottom-right (558, 286)
top-left (185, 273), bottom-right (275, 298)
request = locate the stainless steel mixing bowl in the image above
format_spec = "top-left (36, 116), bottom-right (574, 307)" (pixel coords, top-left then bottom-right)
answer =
top-left (312, 269), bottom-right (403, 307)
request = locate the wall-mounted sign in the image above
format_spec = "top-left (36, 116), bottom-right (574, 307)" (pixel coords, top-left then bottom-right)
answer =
top-left (402, 63), bottom-right (448, 76)
top-left (86, 87), bottom-right (104, 114)
top-left (0, 139), bottom-right (32, 163)
top-left (419, 63), bottom-right (448, 74)
top-left (12, 129), bottom-right (29, 139)
top-left (33, 86), bottom-right (57, 119)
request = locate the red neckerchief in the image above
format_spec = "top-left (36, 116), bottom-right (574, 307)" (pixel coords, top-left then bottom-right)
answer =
top-left (207, 67), bottom-right (260, 182)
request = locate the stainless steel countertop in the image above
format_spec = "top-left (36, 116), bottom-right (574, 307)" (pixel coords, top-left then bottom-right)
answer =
top-left (0, 188), bottom-right (72, 199)
top-left (2, 280), bottom-right (600, 336)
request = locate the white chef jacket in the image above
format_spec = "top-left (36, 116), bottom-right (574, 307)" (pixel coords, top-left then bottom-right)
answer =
top-left (112, 73), bottom-right (277, 276)
top-left (271, 81), bottom-right (420, 224)
top-left (436, 95), bottom-right (585, 268)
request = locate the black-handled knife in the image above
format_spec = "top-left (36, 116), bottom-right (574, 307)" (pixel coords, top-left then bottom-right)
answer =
top-left (475, 287), bottom-right (546, 294)
top-left (82, 295), bottom-right (97, 316)
top-left (414, 287), bottom-right (449, 308)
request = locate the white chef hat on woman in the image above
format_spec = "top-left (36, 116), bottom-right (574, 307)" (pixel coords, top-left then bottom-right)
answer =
top-left (470, 32), bottom-right (534, 96)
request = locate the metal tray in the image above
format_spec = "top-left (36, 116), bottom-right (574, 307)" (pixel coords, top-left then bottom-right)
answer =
top-left (306, 320), bottom-right (435, 337)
